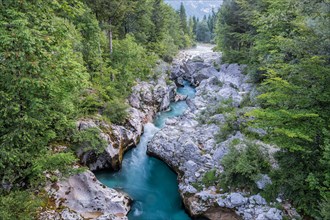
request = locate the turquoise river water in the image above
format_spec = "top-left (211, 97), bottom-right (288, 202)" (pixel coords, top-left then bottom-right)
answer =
top-left (95, 81), bottom-right (196, 220)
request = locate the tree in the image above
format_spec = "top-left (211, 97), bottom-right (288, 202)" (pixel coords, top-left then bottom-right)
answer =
top-left (179, 3), bottom-right (188, 34)
top-left (192, 16), bottom-right (198, 36)
top-left (0, 0), bottom-right (194, 217)
top-left (121, 0), bottom-right (153, 45)
top-left (207, 8), bottom-right (217, 42)
top-left (196, 21), bottom-right (211, 43)
top-left (0, 0), bottom-right (89, 189)
top-left (188, 17), bottom-right (194, 39)
top-left (85, 0), bottom-right (131, 54)
top-left (149, 0), bottom-right (166, 43)
top-left (216, 0), bottom-right (254, 62)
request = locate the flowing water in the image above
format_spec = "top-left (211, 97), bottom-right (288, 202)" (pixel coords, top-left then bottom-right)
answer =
top-left (95, 81), bottom-right (196, 220)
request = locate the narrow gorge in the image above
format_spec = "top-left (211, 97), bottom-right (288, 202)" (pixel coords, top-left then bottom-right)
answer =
top-left (2, 1), bottom-right (328, 219)
top-left (95, 79), bottom-right (195, 220)
top-left (42, 45), bottom-right (300, 220)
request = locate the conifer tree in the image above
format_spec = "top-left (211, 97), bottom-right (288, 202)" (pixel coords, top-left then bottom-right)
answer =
top-left (179, 2), bottom-right (188, 34)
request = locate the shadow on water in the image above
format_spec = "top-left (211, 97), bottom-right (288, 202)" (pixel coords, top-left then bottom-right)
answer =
top-left (95, 81), bottom-right (196, 220)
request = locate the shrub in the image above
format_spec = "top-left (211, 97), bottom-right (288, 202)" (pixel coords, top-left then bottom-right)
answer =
top-left (29, 152), bottom-right (79, 187)
top-left (0, 191), bottom-right (42, 220)
top-left (191, 182), bottom-right (203, 191)
top-left (72, 127), bottom-right (107, 154)
top-left (220, 142), bottom-right (271, 192)
top-left (202, 169), bottom-right (218, 187)
top-left (216, 111), bottom-right (239, 143)
top-left (103, 98), bottom-right (129, 124)
top-left (320, 196), bottom-right (330, 220)
top-left (216, 98), bottom-right (235, 114)
top-left (79, 91), bottom-right (103, 115)
top-left (157, 35), bottom-right (179, 62)
top-left (263, 149), bottom-right (329, 218)
top-left (212, 61), bottom-right (221, 71)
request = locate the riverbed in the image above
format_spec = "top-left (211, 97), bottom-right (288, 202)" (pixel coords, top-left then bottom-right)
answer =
top-left (95, 81), bottom-right (195, 220)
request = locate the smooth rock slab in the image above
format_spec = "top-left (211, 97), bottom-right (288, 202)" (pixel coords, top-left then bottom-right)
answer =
top-left (46, 170), bottom-right (131, 219)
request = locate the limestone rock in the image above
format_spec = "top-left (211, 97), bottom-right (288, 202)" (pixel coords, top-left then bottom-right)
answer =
top-left (44, 171), bottom-right (131, 220)
top-left (148, 48), bottom-right (286, 220)
top-left (192, 67), bottom-right (219, 86)
top-left (256, 174), bottom-right (272, 190)
top-left (191, 55), bottom-right (204, 62)
top-left (76, 62), bottom-right (179, 172)
top-left (266, 208), bottom-right (282, 220)
top-left (76, 119), bottom-right (138, 171)
top-left (250, 194), bottom-right (267, 205)
top-left (230, 193), bottom-right (247, 206)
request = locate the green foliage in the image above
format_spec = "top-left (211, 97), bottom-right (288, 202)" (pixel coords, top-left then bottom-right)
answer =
top-left (29, 152), bottom-right (78, 188)
top-left (0, 190), bottom-right (42, 220)
top-left (79, 90), bottom-right (104, 115)
top-left (0, 0), bottom-right (111, 216)
top-left (85, 0), bottom-right (194, 56)
top-left (103, 99), bottom-right (129, 125)
top-left (215, 99), bottom-right (251, 143)
top-left (191, 182), bottom-right (203, 191)
top-left (157, 35), bottom-right (179, 62)
top-left (319, 196), bottom-right (330, 220)
top-left (0, 0), bottom-right (196, 217)
top-left (262, 129), bottom-right (330, 217)
top-left (216, 98), bottom-right (235, 114)
top-left (196, 20), bottom-right (211, 43)
top-left (81, 0), bottom-right (195, 110)
top-left (246, 108), bottom-right (320, 151)
top-left (230, 138), bottom-right (241, 147)
top-left (216, 0), bottom-right (330, 217)
top-left (179, 3), bottom-right (188, 34)
top-left (216, 112), bottom-right (239, 143)
top-left (220, 142), bottom-right (271, 192)
top-left (191, 10), bottom-right (217, 43)
top-left (202, 169), bottom-right (218, 187)
top-left (0, 0), bottom-right (89, 188)
top-left (147, 1), bottom-right (193, 55)
top-left (263, 150), bottom-right (324, 217)
top-left (215, 0), bottom-right (255, 63)
top-left (73, 127), bottom-right (107, 155)
top-left (111, 35), bottom-right (157, 84)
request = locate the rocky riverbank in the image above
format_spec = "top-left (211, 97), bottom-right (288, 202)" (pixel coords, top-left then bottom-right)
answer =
top-left (147, 47), bottom-right (297, 220)
top-left (41, 45), bottom-right (299, 220)
top-left (76, 62), bottom-right (178, 172)
top-left (41, 62), bottom-right (180, 219)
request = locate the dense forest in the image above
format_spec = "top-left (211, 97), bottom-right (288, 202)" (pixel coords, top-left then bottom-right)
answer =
top-left (0, 0), bottom-right (193, 218)
top-left (216, 0), bottom-right (330, 218)
top-left (0, 0), bottom-right (329, 219)
top-left (191, 12), bottom-right (217, 44)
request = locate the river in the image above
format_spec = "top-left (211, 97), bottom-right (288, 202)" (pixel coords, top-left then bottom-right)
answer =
top-left (95, 80), bottom-right (196, 220)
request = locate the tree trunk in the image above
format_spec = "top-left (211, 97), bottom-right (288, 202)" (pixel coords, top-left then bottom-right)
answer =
top-left (108, 19), bottom-right (113, 55)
